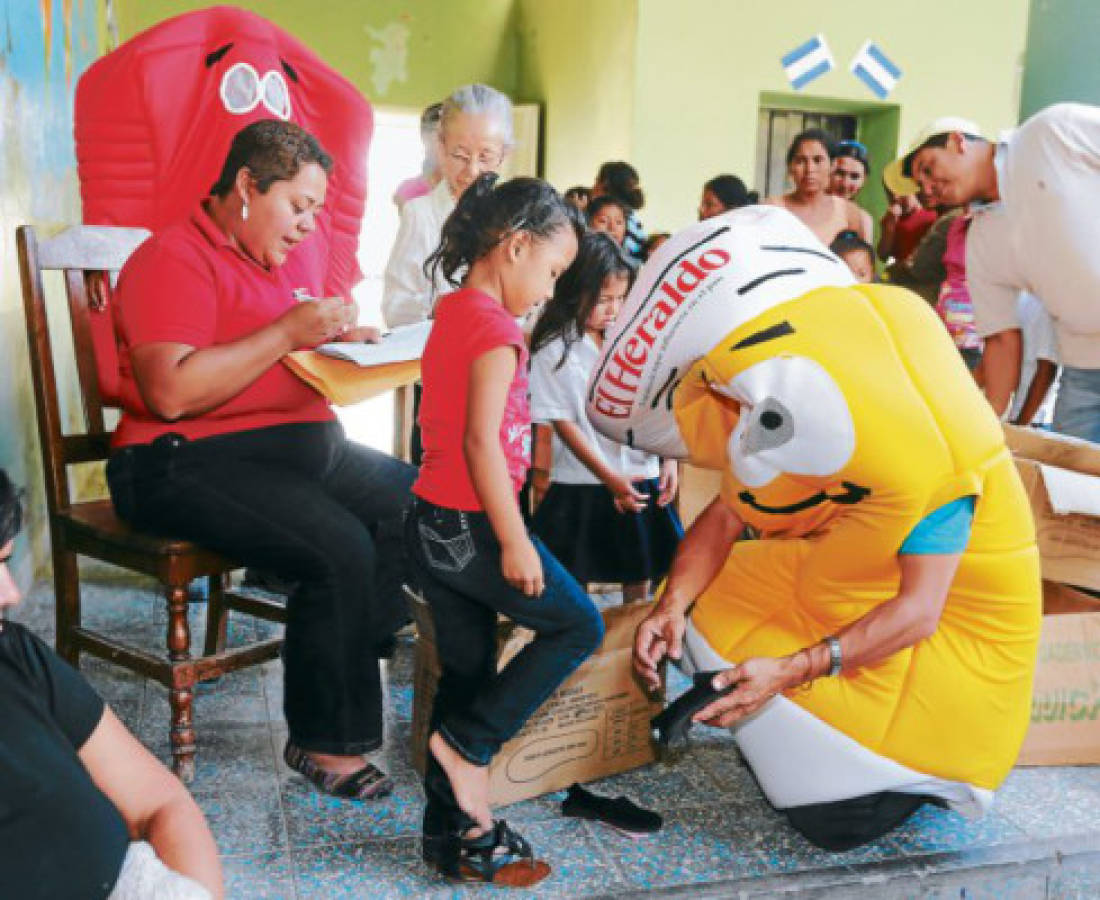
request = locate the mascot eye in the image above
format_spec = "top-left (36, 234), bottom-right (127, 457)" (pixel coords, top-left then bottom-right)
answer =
top-left (716, 356), bottom-right (855, 488)
top-left (281, 59), bottom-right (300, 83)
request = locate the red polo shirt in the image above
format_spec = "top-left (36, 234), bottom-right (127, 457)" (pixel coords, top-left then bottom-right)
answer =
top-left (112, 205), bottom-right (334, 447)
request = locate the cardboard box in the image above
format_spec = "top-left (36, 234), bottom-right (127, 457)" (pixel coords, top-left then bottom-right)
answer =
top-left (1009, 425), bottom-right (1100, 591)
top-left (1005, 424), bottom-right (1100, 477)
top-left (1043, 580), bottom-right (1100, 615)
top-left (406, 590), bottom-right (663, 806)
top-left (1017, 610), bottom-right (1100, 765)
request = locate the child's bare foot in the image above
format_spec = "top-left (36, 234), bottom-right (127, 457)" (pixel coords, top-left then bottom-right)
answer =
top-left (429, 731), bottom-right (492, 833)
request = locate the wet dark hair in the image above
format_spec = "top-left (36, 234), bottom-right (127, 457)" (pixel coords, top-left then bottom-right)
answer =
top-left (209, 120), bottom-right (333, 197)
top-left (0, 469), bottom-right (24, 548)
top-left (902, 132), bottom-right (988, 177)
top-left (786, 128), bottom-right (835, 166)
top-left (530, 232), bottom-right (636, 369)
top-left (704, 174), bottom-right (759, 210)
top-left (587, 195), bottom-right (629, 228)
top-left (596, 161), bottom-right (644, 210)
top-left (830, 229), bottom-right (874, 260)
top-left (425, 173), bottom-right (582, 289)
top-left (833, 140), bottom-right (870, 175)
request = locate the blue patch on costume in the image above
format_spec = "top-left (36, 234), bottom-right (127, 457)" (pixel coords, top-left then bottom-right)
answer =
top-left (900, 496), bottom-right (976, 555)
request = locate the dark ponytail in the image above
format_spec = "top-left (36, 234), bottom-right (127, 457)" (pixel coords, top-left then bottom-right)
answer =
top-left (530, 231), bottom-right (635, 369)
top-left (425, 173), bottom-right (582, 289)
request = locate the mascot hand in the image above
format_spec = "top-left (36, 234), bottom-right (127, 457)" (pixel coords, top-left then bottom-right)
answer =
top-left (633, 606), bottom-right (686, 692)
top-left (696, 658), bottom-right (792, 727)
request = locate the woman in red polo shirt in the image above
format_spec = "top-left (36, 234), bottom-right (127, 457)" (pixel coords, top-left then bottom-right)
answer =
top-left (107, 120), bottom-right (415, 801)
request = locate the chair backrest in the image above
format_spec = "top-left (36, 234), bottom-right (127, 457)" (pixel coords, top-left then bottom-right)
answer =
top-left (17, 224), bottom-right (150, 513)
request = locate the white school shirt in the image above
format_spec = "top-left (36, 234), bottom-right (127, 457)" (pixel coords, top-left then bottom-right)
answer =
top-left (529, 331), bottom-right (659, 485)
top-left (381, 179), bottom-right (456, 327)
top-left (1009, 292), bottom-right (1060, 425)
top-left (967, 103), bottom-right (1100, 368)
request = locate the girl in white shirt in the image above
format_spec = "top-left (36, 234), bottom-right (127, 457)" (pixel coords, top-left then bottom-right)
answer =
top-left (382, 84), bottom-right (514, 328)
top-left (529, 233), bottom-right (682, 602)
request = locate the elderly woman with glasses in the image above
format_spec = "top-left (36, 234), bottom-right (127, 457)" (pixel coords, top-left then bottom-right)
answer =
top-left (382, 84), bottom-right (515, 328)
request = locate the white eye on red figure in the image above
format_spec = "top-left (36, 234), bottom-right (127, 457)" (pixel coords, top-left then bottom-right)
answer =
top-left (711, 355), bottom-right (855, 489)
top-left (219, 61), bottom-right (292, 119)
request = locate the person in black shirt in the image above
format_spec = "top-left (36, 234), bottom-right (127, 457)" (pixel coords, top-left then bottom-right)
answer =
top-left (0, 469), bottom-right (223, 898)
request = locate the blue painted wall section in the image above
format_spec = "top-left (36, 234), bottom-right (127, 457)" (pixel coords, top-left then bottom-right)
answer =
top-left (0, 0), bottom-right (99, 582)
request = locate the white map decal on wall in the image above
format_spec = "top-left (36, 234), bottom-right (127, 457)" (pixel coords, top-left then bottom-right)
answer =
top-left (365, 21), bottom-right (410, 96)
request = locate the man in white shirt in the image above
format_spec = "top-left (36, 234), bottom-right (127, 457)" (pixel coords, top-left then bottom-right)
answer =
top-left (886, 104), bottom-right (1100, 442)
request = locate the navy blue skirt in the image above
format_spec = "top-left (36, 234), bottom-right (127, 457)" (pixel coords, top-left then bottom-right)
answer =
top-left (531, 478), bottom-right (683, 585)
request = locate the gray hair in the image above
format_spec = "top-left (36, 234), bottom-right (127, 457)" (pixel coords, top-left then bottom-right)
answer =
top-left (440, 83), bottom-right (515, 150)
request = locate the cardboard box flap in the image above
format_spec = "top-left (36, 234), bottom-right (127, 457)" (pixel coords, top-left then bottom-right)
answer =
top-left (1005, 424), bottom-right (1100, 477)
top-left (1040, 464), bottom-right (1100, 516)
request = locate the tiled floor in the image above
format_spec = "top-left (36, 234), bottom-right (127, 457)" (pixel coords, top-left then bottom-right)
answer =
top-left (14, 575), bottom-right (1100, 899)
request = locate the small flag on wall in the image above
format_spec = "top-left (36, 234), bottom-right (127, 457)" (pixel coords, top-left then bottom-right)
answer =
top-left (850, 40), bottom-right (902, 99)
top-left (781, 34), bottom-right (834, 90)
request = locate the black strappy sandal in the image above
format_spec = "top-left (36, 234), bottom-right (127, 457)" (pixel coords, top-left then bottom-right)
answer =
top-left (283, 741), bottom-right (394, 801)
top-left (423, 819), bottom-right (551, 887)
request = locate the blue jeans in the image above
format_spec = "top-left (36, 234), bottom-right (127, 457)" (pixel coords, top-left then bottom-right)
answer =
top-left (405, 496), bottom-right (603, 830)
top-left (1053, 365), bottom-right (1100, 444)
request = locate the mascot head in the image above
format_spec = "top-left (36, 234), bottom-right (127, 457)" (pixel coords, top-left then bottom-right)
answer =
top-left (588, 206), bottom-right (998, 536)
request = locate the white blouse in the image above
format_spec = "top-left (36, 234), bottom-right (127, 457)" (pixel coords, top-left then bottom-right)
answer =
top-left (529, 330), bottom-right (659, 485)
top-left (382, 179), bottom-right (456, 327)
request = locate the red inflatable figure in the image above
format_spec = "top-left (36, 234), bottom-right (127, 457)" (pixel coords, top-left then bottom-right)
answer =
top-left (75, 6), bottom-right (372, 401)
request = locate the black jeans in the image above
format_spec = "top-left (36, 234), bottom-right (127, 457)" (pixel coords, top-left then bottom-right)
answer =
top-left (405, 497), bottom-right (604, 832)
top-left (107, 421), bottom-right (416, 755)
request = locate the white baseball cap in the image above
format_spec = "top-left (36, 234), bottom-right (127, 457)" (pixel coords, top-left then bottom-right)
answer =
top-left (883, 116), bottom-right (983, 197)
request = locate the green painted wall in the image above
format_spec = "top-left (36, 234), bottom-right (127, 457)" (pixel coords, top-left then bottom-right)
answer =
top-left (632, 0), bottom-right (1031, 232)
top-left (516, 0), bottom-right (637, 191)
top-left (1020, 0), bottom-right (1100, 118)
top-left (114, 0), bottom-right (521, 111)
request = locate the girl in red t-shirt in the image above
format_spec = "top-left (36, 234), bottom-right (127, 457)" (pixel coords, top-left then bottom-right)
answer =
top-left (406, 174), bottom-right (603, 886)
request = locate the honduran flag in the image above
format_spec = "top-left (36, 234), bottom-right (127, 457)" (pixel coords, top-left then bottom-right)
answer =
top-left (850, 40), bottom-right (902, 99)
top-left (781, 34), bottom-right (834, 90)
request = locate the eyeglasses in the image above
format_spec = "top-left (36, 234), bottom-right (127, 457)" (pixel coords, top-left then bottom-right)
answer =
top-left (447, 149), bottom-right (503, 170)
top-left (219, 62), bottom-right (292, 120)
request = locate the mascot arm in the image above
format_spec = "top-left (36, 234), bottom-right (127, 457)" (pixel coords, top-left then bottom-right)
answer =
top-left (698, 551), bottom-right (960, 728)
top-left (661, 497), bottom-right (743, 615)
top-left (825, 551), bottom-right (960, 673)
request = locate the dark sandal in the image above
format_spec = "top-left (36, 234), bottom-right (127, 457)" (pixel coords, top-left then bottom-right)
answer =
top-left (423, 819), bottom-right (551, 887)
top-left (283, 741), bottom-right (394, 801)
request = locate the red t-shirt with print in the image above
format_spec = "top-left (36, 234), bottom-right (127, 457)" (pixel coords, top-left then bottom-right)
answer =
top-left (111, 204), bottom-right (334, 447)
top-left (413, 288), bottom-right (531, 511)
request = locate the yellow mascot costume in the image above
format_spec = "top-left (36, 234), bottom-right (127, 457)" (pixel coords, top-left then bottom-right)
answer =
top-left (588, 206), bottom-right (1039, 831)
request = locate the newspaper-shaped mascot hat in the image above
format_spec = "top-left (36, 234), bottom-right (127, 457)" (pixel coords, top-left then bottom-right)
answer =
top-left (587, 206), bottom-right (853, 462)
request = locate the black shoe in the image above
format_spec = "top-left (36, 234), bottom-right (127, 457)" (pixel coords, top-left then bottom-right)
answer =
top-left (650, 669), bottom-right (737, 746)
top-left (561, 783), bottom-right (663, 837)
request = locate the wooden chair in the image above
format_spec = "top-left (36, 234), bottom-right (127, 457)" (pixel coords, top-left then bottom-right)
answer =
top-left (17, 223), bottom-right (287, 782)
